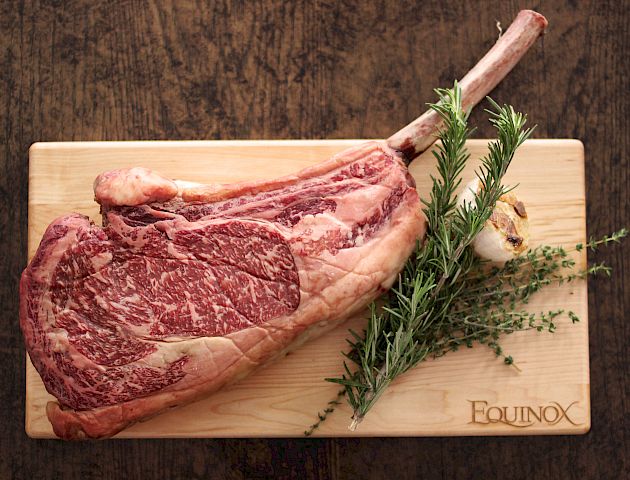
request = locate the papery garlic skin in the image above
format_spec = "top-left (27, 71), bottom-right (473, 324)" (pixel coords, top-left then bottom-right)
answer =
top-left (458, 178), bottom-right (529, 263)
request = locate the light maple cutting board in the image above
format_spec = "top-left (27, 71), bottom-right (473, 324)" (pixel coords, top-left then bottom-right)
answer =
top-left (25, 139), bottom-right (589, 438)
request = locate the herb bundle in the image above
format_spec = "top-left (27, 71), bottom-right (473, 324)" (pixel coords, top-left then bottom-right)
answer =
top-left (305, 85), bottom-right (627, 435)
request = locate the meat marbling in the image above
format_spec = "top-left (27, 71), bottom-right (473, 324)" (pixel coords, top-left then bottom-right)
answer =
top-left (20, 10), bottom-right (548, 439)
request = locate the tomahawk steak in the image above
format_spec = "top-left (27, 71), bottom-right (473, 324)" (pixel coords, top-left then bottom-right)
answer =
top-left (20, 10), bottom-right (548, 439)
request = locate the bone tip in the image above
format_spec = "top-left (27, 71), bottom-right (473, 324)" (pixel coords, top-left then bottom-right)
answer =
top-left (519, 9), bottom-right (549, 31)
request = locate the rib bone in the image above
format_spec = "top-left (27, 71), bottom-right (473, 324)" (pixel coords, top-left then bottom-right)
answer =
top-left (387, 9), bottom-right (548, 162)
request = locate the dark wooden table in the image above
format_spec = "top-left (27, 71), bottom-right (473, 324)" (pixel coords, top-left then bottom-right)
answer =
top-left (1, 1), bottom-right (627, 478)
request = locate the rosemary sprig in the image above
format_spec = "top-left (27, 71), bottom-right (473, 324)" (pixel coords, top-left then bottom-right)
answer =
top-left (422, 84), bottom-right (471, 231)
top-left (325, 85), bottom-right (534, 429)
top-left (305, 82), bottom-right (627, 434)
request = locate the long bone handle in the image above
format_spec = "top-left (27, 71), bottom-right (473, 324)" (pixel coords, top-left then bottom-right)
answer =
top-left (387, 10), bottom-right (548, 162)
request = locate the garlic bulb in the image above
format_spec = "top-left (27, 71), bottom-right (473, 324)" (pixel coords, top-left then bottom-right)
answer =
top-left (458, 178), bottom-right (529, 263)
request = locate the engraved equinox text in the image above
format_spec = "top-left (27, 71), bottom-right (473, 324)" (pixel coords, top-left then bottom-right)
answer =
top-left (468, 400), bottom-right (582, 427)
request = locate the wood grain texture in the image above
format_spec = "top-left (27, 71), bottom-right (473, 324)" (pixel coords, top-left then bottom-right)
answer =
top-left (25, 139), bottom-right (589, 439)
top-left (1, 1), bottom-right (628, 479)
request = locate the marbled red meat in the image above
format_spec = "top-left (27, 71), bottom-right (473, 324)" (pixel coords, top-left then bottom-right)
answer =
top-left (21, 142), bottom-right (425, 439)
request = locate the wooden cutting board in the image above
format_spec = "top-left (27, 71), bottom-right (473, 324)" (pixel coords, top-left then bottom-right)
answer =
top-left (25, 139), bottom-right (589, 438)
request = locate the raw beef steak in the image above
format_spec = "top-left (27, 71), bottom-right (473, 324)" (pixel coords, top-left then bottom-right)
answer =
top-left (22, 142), bottom-right (424, 439)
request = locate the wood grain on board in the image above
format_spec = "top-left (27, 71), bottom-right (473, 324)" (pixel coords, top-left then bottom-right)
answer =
top-left (25, 139), bottom-right (589, 438)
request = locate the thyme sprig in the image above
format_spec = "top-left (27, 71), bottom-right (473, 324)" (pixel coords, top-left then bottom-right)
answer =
top-left (305, 230), bottom-right (625, 435)
top-left (304, 83), bottom-right (627, 435)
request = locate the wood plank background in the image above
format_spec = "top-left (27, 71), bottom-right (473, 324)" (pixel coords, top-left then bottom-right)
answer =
top-left (0, 1), bottom-right (628, 478)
